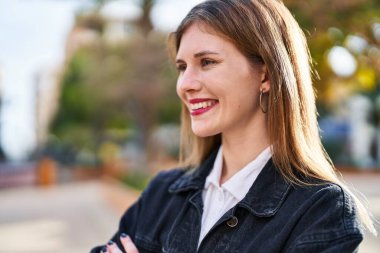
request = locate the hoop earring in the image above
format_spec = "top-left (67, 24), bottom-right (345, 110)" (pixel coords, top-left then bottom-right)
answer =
top-left (259, 89), bottom-right (267, 113)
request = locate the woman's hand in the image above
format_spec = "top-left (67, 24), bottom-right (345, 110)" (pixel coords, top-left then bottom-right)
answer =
top-left (101, 233), bottom-right (139, 253)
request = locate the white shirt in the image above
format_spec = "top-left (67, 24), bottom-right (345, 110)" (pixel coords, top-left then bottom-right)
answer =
top-left (198, 145), bottom-right (272, 247)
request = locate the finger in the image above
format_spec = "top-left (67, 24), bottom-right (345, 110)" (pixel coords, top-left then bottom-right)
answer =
top-left (107, 240), bottom-right (123, 253)
top-left (120, 233), bottom-right (139, 253)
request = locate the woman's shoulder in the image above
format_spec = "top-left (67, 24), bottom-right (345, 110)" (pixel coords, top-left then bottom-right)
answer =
top-left (289, 180), bottom-right (363, 234)
top-left (150, 167), bottom-right (188, 183)
top-left (291, 180), bottom-right (357, 214)
top-left (284, 181), bottom-right (364, 251)
top-left (144, 167), bottom-right (188, 193)
top-left (143, 166), bottom-right (204, 196)
top-left (292, 179), bottom-right (353, 206)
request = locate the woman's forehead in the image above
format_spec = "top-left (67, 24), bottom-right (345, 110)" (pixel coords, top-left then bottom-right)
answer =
top-left (177, 24), bottom-right (236, 59)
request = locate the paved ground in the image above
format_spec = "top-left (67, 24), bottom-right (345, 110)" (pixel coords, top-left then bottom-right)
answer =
top-left (0, 173), bottom-right (379, 253)
top-left (0, 178), bottom-right (140, 253)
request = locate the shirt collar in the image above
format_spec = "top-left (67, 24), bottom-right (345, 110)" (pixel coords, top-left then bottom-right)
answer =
top-left (168, 146), bottom-right (291, 217)
top-left (204, 146), bottom-right (223, 189)
top-left (222, 146), bottom-right (272, 200)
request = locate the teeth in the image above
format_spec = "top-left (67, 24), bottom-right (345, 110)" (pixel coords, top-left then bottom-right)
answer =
top-left (190, 101), bottom-right (216, 110)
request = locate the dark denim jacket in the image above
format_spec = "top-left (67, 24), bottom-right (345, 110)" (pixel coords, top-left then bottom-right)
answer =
top-left (91, 150), bottom-right (363, 253)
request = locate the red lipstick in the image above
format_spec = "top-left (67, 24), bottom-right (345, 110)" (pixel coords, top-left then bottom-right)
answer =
top-left (189, 98), bottom-right (218, 116)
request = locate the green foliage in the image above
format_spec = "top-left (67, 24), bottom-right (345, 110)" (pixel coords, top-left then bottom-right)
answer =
top-left (285, 0), bottom-right (380, 106)
top-left (52, 45), bottom-right (134, 142)
top-left (121, 171), bottom-right (150, 191)
top-left (51, 27), bottom-right (179, 164)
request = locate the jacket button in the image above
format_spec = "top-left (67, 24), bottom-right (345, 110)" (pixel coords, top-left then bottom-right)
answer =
top-left (226, 216), bottom-right (238, 228)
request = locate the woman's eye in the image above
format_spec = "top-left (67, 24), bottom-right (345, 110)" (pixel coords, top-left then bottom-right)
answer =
top-left (176, 64), bottom-right (187, 72)
top-left (201, 58), bottom-right (216, 67)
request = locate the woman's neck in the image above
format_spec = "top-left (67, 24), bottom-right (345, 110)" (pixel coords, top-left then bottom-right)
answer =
top-left (220, 124), bottom-right (270, 184)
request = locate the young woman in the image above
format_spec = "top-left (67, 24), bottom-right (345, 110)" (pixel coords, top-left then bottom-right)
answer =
top-left (92, 0), bottom-right (376, 252)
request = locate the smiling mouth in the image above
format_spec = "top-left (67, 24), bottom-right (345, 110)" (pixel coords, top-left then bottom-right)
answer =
top-left (189, 99), bottom-right (218, 116)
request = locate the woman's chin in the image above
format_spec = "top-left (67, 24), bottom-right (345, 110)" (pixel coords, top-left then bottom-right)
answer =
top-left (191, 127), bottom-right (219, 138)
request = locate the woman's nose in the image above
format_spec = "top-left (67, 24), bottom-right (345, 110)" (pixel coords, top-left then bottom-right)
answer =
top-left (177, 69), bottom-right (202, 93)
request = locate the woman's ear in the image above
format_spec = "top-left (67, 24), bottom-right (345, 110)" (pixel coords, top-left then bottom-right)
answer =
top-left (260, 65), bottom-right (270, 92)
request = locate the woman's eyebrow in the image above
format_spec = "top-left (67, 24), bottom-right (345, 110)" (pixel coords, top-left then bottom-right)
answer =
top-left (176, 50), bottom-right (220, 63)
top-left (194, 50), bottom-right (219, 58)
top-left (175, 59), bottom-right (185, 64)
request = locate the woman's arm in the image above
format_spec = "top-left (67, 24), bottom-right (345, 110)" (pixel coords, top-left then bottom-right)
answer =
top-left (90, 169), bottom-right (186, 253)
top-left (285, 184), bottom-right (363, 253)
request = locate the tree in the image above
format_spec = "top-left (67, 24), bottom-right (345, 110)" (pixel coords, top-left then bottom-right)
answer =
top-left (284, 0), bottom-right (380, 106)
top-left (50, 0), bottom-right (179, 166)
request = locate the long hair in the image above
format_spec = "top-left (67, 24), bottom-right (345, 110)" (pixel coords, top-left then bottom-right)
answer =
top-left (168, 0), bottom-right (376, 235)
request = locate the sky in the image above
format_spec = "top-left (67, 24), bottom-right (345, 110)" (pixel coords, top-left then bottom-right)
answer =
top-left (0, 0), bottom-right (203, 161)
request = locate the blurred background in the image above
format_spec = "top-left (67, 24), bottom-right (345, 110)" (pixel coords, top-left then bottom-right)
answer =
top-left (0, 0), bottom-right (379, 252)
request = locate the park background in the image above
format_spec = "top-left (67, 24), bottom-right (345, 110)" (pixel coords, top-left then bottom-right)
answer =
top-left (0, 0), bottom-right (379, 252)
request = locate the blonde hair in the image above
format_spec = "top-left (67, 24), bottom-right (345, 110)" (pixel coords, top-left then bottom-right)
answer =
top-left (169, 0), bottom-right (377, 235)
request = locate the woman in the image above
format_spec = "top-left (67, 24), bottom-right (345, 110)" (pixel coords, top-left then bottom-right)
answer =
top-left (92, 0), bottom-right (376, 252)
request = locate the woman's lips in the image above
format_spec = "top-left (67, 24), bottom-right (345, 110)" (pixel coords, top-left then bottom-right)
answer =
top-left (189, 99), bottom-right (219, 116)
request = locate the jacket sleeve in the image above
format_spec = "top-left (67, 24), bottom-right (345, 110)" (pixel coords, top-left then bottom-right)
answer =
top-left (90, 169), bottom-right (186, 253)
top-left (285, 184), bottom-right (364, 253)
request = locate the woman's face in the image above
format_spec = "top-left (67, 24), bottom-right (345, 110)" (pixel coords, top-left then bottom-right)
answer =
top-left (176, 23), bottom-right (268, 138)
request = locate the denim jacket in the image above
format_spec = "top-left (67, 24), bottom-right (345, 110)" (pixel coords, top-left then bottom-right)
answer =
top-left (91, 150), bottom-right (363, 253)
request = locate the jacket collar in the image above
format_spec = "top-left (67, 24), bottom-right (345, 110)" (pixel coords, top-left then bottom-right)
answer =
top-left (237, 160), bottom-right (291, 217)
top-left (168, 149), bottom-right (218, 193)
top-left (168, 148), bottom-right (291, 217)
